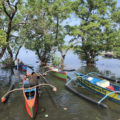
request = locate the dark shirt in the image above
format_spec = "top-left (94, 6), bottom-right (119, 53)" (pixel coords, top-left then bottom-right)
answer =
top-left (27, 74), bottom-right (39, 86)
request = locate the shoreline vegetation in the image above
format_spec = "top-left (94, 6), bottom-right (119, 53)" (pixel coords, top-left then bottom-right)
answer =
top-left (1, 50), bottom-right (120, 69)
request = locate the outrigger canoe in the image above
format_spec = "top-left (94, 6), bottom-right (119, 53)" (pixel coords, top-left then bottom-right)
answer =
top-left (75, 72), bottom-right (120, 104)
top-left (1, 74), bottom-right (57, 118)
top-left (23, 79), bottom-right (38, 118)
top-left (49, 67), bottom-right (67, 81)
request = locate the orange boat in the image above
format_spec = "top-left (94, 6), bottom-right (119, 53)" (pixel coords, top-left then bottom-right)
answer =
top-left (23, 79), bottom-right (38, 118)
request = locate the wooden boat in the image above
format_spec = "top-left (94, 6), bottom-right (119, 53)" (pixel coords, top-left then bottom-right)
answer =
top-left (1, 73), bottom-right (57, 118)
top-left (18, 64), bottom-right (27, 72)
top-left (75, 72), bottom-right (120, 104)
top-left (23, 79), bottom-right (38, 118)
top-left (49, 67), bottom-right (67, 81)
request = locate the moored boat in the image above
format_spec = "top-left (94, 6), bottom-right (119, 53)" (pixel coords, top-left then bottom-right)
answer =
top-left (1, 72), bottom-right (57, 119)
top-left (23, 79), bottom-right (38, 118)
top-left (75, 72), bottom-right (120, 104)
top-left (19, 64), bottom-right (27, 72)
top-left (49, 67), bottom-right (67, 81)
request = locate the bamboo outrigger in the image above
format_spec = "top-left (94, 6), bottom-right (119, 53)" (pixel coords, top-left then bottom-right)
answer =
top-left (65, 76), bottom-right (108, 108)
top-left (1, 76), bottom-right (57, 119)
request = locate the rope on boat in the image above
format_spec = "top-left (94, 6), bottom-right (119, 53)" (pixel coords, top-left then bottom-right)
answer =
top-left (1, 83), bottom-right (56, 103)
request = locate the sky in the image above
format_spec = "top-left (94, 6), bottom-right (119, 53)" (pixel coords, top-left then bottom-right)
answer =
top-left (117, 0), bottom-right (120, 7)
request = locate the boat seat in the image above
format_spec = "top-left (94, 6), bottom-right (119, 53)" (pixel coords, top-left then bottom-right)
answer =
top-left (24, 88), bottom-right (35, 92)
top-left (96, 80), bottom-right (110, 88)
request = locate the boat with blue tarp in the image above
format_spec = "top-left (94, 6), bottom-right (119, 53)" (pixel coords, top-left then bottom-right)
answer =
top-left (75, 72), bottom-right (120, 104)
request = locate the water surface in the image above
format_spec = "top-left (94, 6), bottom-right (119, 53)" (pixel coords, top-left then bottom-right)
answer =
top-left (0, 50), bottom-right (120, 120)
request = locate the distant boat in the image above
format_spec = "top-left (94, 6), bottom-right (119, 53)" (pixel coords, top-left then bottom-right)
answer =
top-left (75, 72), bottom-right (120, 104)
top-left (18, 64), bottom-right (27, 72)
top-left (49, 67), bottom-right (67, 81)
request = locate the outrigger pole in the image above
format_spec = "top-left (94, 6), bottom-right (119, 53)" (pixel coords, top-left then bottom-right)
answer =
top-left (65, 76), bottom-right (108, 108)
top-left (98, 91), bottom-right (120, 104)
top-left (1, 83), bottom-right (57, 103)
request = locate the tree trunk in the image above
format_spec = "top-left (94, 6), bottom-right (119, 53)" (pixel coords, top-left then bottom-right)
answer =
top-left (36, 49), bottom-right (47, 66)
top-left (0, 47), bottom-right (6, 59)
top-left (1, 0), bottom-right (20, 60)
top-left (7, 45), bottom-right (13, 58)
top-left (61, 55), bottom-right (65, 71)
top-left (86, 58), bottom-right (95, 65)
top-left (7, 45), bottom-right (14, 65)
top-left (86, 51), bottom-right (95, 65)
top-left (55, 15), bottom-right (59, 45)
top-left (15, 45), bottom-right (22, 60)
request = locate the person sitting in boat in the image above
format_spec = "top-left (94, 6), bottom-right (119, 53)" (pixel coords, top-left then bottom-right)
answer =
top-left (25, 72), bottom-right (40, 87)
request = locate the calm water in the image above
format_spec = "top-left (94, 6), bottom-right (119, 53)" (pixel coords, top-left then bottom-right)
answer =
top-left (0, 50), bottom-right (120, 120)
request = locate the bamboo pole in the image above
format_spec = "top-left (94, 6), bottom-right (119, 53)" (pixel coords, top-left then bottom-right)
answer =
top-left (1, 83), bottom-right (57, 103)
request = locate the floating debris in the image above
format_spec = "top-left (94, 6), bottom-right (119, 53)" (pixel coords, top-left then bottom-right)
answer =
top-left (45, 114), bottom-right (48, 118)
top-left (63, 107), bottom-right (68, 110)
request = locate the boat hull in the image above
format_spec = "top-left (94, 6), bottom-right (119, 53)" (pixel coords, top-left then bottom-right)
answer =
top-left (19, 65), bottom-right (27, 72)
top-left (50, 71), bottom-right (67, 81)
top-left (25, 96), bottom-right (38, 118)
top-left (23, 80), bottom-right (38, 118)
top-left (76, 74), bottom-right (120, 104)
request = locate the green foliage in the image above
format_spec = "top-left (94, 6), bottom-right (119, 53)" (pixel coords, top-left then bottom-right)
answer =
top-left (69, 0), bottom-right (117, 65)
top-left (1, 53), bottom-right (14, 65)
top-left (1, 0), bottom-right (119, 66)
top-left (0, 29), bottom-right (6, 47)
top-left (52, 54), bottom-right (61, 67)
top-left (0, 0), bottom-right (24, 60)
top-left (19, 0), bottom-right (72, 64)
top-left (20, 0), bottom-right (56, 63)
